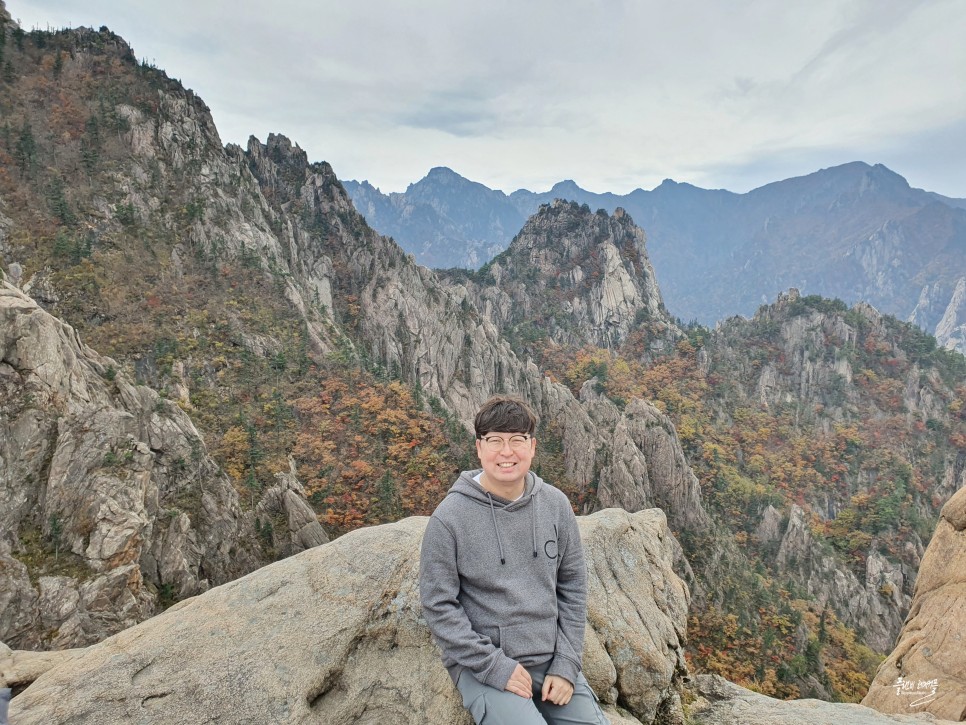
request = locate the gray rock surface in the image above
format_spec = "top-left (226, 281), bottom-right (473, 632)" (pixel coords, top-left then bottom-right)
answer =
top-left (689, 674), bottom-right (959, 725)
top-left (775, 504), bottom-right (906, 654)
top-left (459, 200), bottom-right (674, 351)
top-left (0, 282), bottom-right (322, 649)
top-left (253, 459), bottom-right (329, 557)
top-left (10, 508), bottom-right (690, 725)
top-left (0, 644), bottom-right (85, 690)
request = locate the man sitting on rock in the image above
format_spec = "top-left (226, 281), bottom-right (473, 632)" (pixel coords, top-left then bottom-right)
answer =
top-left (420, 396), bottom-right (608, 724)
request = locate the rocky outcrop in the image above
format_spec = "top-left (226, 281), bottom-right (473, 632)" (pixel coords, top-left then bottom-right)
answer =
top-left (456, 200), bottom-right (675, 351)
top-left (689, 674), bottom-right (958, 725)
top-left (912, 276), bottom-right (966, 353)
top-left (253, 459), bottom-right (329, 558)
top-left (774, 505), bottom-right (908, 654)
top-left (0, 642), bottom-right (86, 693)
top-left (723, 289), bottom-right (861, 413)
top-left (862, 485), bottom-right (966, 721)
top-left (10, 508), bottom-right (690, 725)
top-left (0, 282), bottom-right (323, 649)
top-left (578, 383), bottom-right (711, 537)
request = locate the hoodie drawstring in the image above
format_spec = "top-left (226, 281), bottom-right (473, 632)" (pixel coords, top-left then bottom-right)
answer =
top-left (486, 492), bottom-right (507, 565)
top-left (487, 488), bottom-right (539, 565)
top-left (530, 492), bottom-right (538, 558)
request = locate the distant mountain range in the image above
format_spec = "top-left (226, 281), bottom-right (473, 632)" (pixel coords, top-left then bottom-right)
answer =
top-left (345, 164), bottom-right (966, 352)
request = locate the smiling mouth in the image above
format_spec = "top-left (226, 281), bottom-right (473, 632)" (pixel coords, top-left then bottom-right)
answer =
top-left (497, 462), bottom-right (516, 468)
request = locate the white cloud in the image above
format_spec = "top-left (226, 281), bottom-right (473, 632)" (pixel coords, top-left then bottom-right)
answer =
top-left (11, 0), bottom-right (966, 196)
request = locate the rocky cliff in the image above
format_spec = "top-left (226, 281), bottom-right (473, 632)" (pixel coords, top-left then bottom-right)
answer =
top-left (0, 281), bottom-right (325, 649)
top-left (862, 484), bottom-right (966, 721)
top-left (701, 290), bottom-right (966, 656)
top-left (8, 509), bottom-right (690, 725)
top-left (444, 200), bottom-right (675, 352)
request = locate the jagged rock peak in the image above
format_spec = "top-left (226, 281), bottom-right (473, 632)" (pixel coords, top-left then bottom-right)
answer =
top-left (246, 134), bottom-right (341, 210)
top-left (470, 199), bottom-right (675, 349)
top-left (263, 133), bottom-right (308, 168)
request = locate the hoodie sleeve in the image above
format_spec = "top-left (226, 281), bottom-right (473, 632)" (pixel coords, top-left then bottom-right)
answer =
top-left (547, 504), bottom-right (587, 685)
top-left (419, 515), bottom-right (519, 690)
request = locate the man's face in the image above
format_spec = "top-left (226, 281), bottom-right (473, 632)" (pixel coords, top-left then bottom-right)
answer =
top-left (475, 431), bottom-right (536, 491)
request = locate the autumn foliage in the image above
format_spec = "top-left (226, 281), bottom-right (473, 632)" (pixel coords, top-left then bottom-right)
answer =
top-left (291, 375), bottom-right (460, 534)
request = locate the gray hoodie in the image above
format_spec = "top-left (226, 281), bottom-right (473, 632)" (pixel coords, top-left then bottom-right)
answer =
top-left (419, 470), bottom-right (587, 690)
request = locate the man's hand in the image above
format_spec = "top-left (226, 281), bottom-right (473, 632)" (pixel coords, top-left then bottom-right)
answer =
top-left (504, 663), bottom-right (533, 698)
top-left (541, 674), bottom-right (574, 706)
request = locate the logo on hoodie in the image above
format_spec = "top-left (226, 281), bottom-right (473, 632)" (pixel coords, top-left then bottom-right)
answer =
top-left (544, 524), bottom-right (558, 559)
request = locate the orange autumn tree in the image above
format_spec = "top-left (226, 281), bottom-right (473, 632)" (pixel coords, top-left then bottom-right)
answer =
top-left (291, 372), bottom-right (465, 534)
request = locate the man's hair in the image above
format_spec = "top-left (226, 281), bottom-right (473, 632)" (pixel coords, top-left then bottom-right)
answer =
top-left (474, 395), bottom-right (538, 438)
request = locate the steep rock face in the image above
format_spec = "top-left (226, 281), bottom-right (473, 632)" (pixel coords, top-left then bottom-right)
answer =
top-left (101, 97), bottom-right (337, 356)
top-left (862, 484), bottom-right (966, 721)
top-left (775, 506), bottom-right (908, 653)
top-left (253, 459), bottom-right (329, 559)
top-left (578, 383), bottom-right (711, 536)
top-left (10, 509), bottom-right (690, 725)
top-left (911, 276), bottom-right (966, 353)
top-left (457, 200), bottom-right (674, 351)
top-left (0, 282), bottom-right (323, 649)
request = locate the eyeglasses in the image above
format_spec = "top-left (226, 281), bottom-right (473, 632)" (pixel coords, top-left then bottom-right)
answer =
top-left (478, 434), bottom-right (532, 452)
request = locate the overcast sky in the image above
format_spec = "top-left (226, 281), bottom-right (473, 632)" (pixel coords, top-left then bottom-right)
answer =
top-left (11, 0), bottom-right (966, 197)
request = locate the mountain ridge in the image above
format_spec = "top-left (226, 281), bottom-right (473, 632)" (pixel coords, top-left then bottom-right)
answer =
top-left (346, 163), bottom-right (966, 354)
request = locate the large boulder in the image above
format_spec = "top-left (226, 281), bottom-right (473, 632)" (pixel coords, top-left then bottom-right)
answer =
top-left (10, 508), bottom-right (690, 724)
top-left (862, 485), bottom-right (966, 721)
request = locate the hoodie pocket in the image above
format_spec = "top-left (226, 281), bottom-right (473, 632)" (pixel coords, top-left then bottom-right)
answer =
top-left (499, 617), bottom-right (557, 660)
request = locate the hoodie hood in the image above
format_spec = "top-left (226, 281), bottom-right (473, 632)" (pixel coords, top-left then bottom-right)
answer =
top-left (449, 469), bottom-right (545, 565)
top-left (448, 469), bottom-right (543, 507)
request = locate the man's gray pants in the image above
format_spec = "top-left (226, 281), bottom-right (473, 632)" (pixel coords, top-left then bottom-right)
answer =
top-left (456, 661), bottom-right (609, 724)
